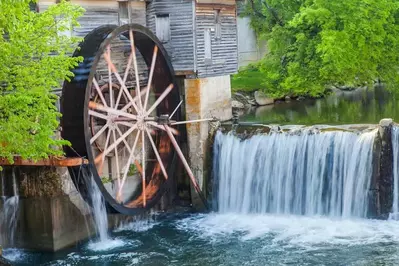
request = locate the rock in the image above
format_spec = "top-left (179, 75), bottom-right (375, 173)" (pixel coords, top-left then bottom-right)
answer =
top-left (254, 91), bottom-right (274, 106)
top-left (380, 118), bottom-right (393, 127)
top-left (297, 96), bottom-right (306, 101)
top-left (233, 92), bottom-right (249, 104)
top-left (231, 100), bottom-right (245, 109)
top-left (248, 99), bottom-right (257, 106)
top-left (285, 96), bottom-right (291, 102)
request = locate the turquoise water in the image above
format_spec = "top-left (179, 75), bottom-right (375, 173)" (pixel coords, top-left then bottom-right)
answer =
top-left (6, 213), bottom-right (399, 266)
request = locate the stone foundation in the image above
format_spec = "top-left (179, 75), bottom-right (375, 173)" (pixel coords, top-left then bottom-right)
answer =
top-left (184, 75), bottom-right (232, 209)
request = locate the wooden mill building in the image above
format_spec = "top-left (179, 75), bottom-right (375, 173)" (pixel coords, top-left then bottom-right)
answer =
top-left (39, 0), bottom-right (238, 78)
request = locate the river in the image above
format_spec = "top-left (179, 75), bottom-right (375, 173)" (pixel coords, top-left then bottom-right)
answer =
top-left (5, 85), bottom-right (399, 265)
top-left (5, 212), bottom-right (399, 265)
top-left (241, 85), bottom-right (399, 125)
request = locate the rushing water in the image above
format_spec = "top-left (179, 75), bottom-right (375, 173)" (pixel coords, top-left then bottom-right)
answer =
top-left (85, 174), bottom-right (124, 251)
top-left (392, 126), bottom-right (399, 219)
top-left (214, 129), bottom-right (376, 218)
top-left (88, 175), bottom-right (110, 243)
top-left (6, 212), bottom-right (399, 266)
top-left (0, 169), bottom-right (20, 247)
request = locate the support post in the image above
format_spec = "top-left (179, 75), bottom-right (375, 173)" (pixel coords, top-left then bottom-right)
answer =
top-left (184, 75), bottom-right (232, 210)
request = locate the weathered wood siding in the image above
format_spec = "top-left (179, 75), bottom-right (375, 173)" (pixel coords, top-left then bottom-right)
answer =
top-left (74, 8), bottom-right (119, 37)
top-left (195, 4), bottom-right (238, 78)
top-left (38, 0), bottom-right (148, 91)
top-left (146, 0), bottom-right (195, 72)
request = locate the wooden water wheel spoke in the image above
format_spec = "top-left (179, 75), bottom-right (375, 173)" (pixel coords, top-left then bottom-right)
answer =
top-left (170, 100), bottom-right (183, 119)
top-left (129, 29), bottom-right (143, 110)
top-left (163, 125), bottom-right (205, 200)
top-left (88, 110), bottom-right (108, 121)
top-left (117, 132), bottom-right (141, 201)
top-left (123, 53), bottom-right (133, 84)
top-left (92, 78), bottom-right (108, 107)
top-left (144, 46), bottom-right (158, 110)
top-left (107, 46), bottom-right (114, 109)
top-left (111, 129), bottom-right (122, 187)
top-left (89, 101), bottom-right (137, 121)
top-left (103, 51), bottom-right (140, 114)
top-left (119, 87), bottom-right (149, 112)
top-left (103, 125), bottom-right (138, 157)
top-left (97, 128), bottom-right (112, 177)
top-left (146, 83), bottom-right (174, 116)
top-left (145, 128), bottom-right (168, 180)
top-left (147, 121), bottom-right (179, 136)
top-left (141, 130), bottom-right (146, 207)
top-left (116, 121), bottom-right (136, 128)
top-left (90, 123), bottom-right (108, 145)
top-left (115, 125), bottom-right (132, 153)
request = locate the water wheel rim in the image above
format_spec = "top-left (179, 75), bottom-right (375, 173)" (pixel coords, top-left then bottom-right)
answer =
top-left (63, 24), bottom-right (181, 215)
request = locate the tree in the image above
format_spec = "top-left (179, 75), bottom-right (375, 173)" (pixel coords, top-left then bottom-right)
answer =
top-left (243, 0), bottom-right (399, 98)
top-left (0, 0), bottom-right (84, 162)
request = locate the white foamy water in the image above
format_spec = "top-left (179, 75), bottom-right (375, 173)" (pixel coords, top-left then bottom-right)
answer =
top-left (86, 238), bottom-right (126, 252)
top-left (176, 213), bottom-right (399, 249)
top-left (213, 129), bottom-right (376, 218)
top-left (88, 175), bottom-right (109, 242)
top-left (1, 169), bottom-right (20, 247)
top-left (2, 248), bottom-right (25, 262)
top-left (391, 126), bottom-right (399, 219)
top-left (85, 175), bottom-right (126, 251)
top-left (115, 217), bottom-right (160, 233)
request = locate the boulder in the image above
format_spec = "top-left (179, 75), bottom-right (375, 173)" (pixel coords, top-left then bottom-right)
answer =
top-left (254, 91), bottom-right (274, 106)
top-left (231, 100), bottom-right (245, 109)
top-left (233, 92), bottom-right (257, 106)
top-left (233, 92), bottom-right (249, 104)
top-left (285, 96), bottom-right (291, 102)
top-left (297, 96), bottom-right (306, 101)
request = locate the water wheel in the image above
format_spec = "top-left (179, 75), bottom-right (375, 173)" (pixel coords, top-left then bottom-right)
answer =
top-left (61, 24), bottom-right (205, 215)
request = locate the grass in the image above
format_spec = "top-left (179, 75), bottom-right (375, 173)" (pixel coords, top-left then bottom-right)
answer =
top-left (231, 64), bottom-right (268, 93)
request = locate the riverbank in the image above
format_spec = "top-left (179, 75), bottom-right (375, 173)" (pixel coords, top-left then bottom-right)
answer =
top-left (233, 84), bottom-right (397, 126)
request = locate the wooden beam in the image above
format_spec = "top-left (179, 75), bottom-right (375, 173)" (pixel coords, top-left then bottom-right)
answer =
top-left (0, 157), bottom-right (89, 167)
top-left (175, 70), bottom-right (196, 76)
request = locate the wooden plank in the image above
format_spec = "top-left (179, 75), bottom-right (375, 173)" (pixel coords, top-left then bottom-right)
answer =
top-left (0, 157), bottom-right (89, 167)
top-left (175, 70), bottom-right (196, 76)
top-left (196, 0), bottom-right (235, 6)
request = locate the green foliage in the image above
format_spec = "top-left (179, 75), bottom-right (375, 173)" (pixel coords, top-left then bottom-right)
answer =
top-left (101, 177), bottom-right (112, 184)
top-left (0, 0), bottom-right (84, 162)
top-left (128, 164), bottom-right (137, 176)
top-left (231, 64), bottom-right (268, 93)
top-left (245, 0), bottom-right (399, 97)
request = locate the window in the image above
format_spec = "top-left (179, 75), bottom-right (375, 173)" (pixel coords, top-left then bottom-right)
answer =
top-left (156, 14), bottom-right (170, 43)
top-left (118, 1), bottom-right (129, 25)
top-left (29, 2), bottom-right (39, 13)
top-left (215, 9), bottom-right (221, 40)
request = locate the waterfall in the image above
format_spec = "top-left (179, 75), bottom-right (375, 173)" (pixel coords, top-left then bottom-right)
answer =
top-left (87, 175), bottom-right (109, 242)
top-left (213, 128), bottom-right (376, 218)
top-left (0, 169), bottom-right (20, 247)
top-left (391, 126), bottom-right (399, 219)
